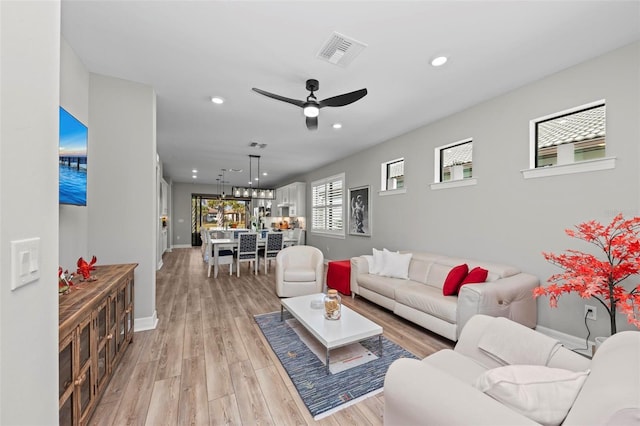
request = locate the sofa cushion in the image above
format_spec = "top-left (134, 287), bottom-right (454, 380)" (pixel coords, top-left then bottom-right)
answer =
top-left (283, 268), bottom-right (316, 282)
top-left (443, 264), bottom-right (469, 296)
top-left (380, 251), bottom-right (412, 279)
top-left (395, 281), bottom-right (457, 323)
top-left (405, 252), bottom-right (438, 284)
top-left (475, 365), bottom-right (589, 426)
top-left (357, 273), bottom-right (406, 299)
top-left (427, 263), bottom-right (456, 290)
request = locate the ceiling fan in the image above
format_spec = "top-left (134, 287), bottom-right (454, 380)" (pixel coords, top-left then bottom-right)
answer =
top-left (252, 79), bottom-right (367, 130)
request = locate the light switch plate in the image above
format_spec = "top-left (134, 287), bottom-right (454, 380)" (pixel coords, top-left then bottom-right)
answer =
top-left (11, 237), bottom-right (40, 290)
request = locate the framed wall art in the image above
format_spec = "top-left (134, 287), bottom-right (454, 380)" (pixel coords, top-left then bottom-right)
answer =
top-left (348, 185), bottom-right (371, 236)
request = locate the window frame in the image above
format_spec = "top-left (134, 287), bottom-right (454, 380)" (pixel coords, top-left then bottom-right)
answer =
top-left (430, 138), bottom-right (478, 190)
top-left (380, 157), bottom-right (406, 195)
top-left (523, 99), bottom-right (615, 179)
top-left (310, 172), bottom-right (345, 238)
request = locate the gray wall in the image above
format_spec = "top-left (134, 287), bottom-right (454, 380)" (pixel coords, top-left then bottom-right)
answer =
top-left (0, 1), bottom-right (60, 422)
top-left (300, 42), bottom-right (640, 338)
top-left (60, 41), bottom-right (158, 326)
top-left (88, 74), bottom-right (157, 323)
top-left (59, 38), bottom-right (90, 269)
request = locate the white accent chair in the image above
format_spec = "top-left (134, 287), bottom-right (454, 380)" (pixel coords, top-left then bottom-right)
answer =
top-left (275, 245), bottom-right (324, 297)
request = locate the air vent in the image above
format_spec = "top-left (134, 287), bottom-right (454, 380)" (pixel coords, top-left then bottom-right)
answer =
top-left (317, 32), bottom-right (367, 68)
top-left (249, 142), bottom-right (267, 149)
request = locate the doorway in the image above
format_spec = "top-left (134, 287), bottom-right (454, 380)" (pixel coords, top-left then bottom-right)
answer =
top-left (191, 194), bottom-right (249, 246)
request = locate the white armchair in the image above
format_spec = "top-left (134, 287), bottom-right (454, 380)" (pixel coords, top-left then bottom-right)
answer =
top-left (275, 245), bottom-right (324, 297)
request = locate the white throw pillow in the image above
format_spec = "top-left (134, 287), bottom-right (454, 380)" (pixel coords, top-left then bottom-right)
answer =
top-left (370, 248), bottom-right (385, 275)
top-left (379, 250), bottom-right (412, 279)
top-left (362, 255), bottom-right (374, 272)
top-left (474, 365), bottom-right (590, 426)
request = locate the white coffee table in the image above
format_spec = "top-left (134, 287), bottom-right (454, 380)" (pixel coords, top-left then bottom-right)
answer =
top-left (280, 293), bottom-right (383, 373)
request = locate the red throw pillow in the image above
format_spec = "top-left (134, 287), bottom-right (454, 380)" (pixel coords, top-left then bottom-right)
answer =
top-left (458, 266), bottom-right (489, 293)
top-left (442, 264), bottom-right (469, 296)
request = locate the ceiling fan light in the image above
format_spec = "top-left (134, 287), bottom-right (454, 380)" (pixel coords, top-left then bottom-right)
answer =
top-left (303, 104), bottom-right (319, 118)
top-left (431, 56), bottom-right (448, 67)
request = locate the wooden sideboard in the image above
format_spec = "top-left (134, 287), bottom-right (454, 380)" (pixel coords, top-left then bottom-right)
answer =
top-left (59, 263), bottom-right (137, 426)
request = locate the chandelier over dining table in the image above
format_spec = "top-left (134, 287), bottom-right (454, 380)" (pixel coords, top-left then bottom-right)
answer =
top-left (232, 155), bottom-right (275, 199)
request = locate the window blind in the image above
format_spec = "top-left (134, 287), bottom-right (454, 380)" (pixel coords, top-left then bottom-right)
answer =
top-left (311, 173), bottom-right (344, 236)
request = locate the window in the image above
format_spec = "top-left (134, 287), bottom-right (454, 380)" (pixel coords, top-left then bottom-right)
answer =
top-left (533, 102), bottom-right (606, 168)
top-left (380, 158), bottom-right (405, 191)
top-left (434, 138), bottom-right (473, 183)
top-left (311, 173), bottom-right (344, 237)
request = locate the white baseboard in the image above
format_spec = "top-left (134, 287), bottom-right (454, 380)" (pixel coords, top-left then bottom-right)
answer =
top-left (135, 310), bottom-right (158, 332)
top-left (535, 325), bottom-right (593, 358)
top-left (172, 244), bottom-right (191, 249)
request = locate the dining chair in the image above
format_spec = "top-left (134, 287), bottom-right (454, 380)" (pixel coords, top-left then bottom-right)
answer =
top-left (232, 229), bottom-right (249, 240)
top-left (258, 232), bottom-right (284, 274)
top-left (201, 228), bottom-right (210, 262)
top-left (207, 233), bottom-right (234, 277)
top-left (233, 232), bottom-right (258, 277)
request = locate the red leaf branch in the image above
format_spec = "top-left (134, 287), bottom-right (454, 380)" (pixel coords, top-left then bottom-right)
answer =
top-left (534, 214), bottom-right (640, 334)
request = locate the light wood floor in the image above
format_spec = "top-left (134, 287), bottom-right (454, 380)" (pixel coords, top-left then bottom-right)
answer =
top-left (89, 248), bottom-right (453, 425)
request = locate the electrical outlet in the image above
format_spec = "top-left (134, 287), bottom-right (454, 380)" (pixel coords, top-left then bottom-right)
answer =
top-left (585, 305), bottom-right (597, 321)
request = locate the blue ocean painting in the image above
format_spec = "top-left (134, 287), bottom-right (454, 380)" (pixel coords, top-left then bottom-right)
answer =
top-left (59, 107), bottom-right (88, 206)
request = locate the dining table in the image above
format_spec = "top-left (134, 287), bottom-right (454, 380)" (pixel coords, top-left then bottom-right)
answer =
top-left (208, 235), bottom-right (297, 278)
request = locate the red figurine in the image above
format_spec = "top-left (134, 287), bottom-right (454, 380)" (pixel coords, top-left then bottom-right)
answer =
top-left (77, 256), bottom-right (97, 280)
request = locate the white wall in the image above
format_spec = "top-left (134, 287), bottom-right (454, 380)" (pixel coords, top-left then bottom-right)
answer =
top-left (88, 74), bottom-right (157, 325)
top-left (59, 38), bottom-right (90, 270)
top-left (300, 42), bottom-right (640, 338)
top-left (0, 1), bottom-right (60, 423)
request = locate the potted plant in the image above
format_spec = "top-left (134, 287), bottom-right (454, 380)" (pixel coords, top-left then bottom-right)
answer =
top-left (533, 214), bottom-right (640, 335)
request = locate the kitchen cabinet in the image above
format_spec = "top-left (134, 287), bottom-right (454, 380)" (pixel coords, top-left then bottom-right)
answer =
top-left (276, 182), bottom-right (306, 217)
top-left (59, 263), bottom-right (136, 425)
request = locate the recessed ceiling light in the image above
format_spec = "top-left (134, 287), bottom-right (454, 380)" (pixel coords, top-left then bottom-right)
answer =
top-left (262, 172), bottom-right (268, 176)
top-left (192, 169), bottom-right (198, 173)
top-left (211, 96), bottom-right (224, 104)
top-left (431, 56), bottom-right (448, 67)
top-left (333, 123), bottom-right (342, 129)
top-left (192, 175), bottom-right (197, 179)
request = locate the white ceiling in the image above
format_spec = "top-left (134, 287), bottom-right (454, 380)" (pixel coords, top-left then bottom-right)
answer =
top-left (61, 1), bottom-right (640, 189)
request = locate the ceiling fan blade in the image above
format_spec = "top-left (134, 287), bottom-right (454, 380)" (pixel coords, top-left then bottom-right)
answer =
top-left (319, 88), bottom-right (368, 108)
top-left (252, 88), bottom-right (304, 107)
top-left (306, 116), bottom-right (318, 131)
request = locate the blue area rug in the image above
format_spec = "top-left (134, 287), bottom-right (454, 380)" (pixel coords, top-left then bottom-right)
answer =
top-left (254, 311), bottom-right (418, 419)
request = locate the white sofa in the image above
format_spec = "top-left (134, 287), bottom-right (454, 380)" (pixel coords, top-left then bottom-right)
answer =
top-left (350, 251), bottom-right (538, 341)
top-left (384, 314), bottom-right (640, 426)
